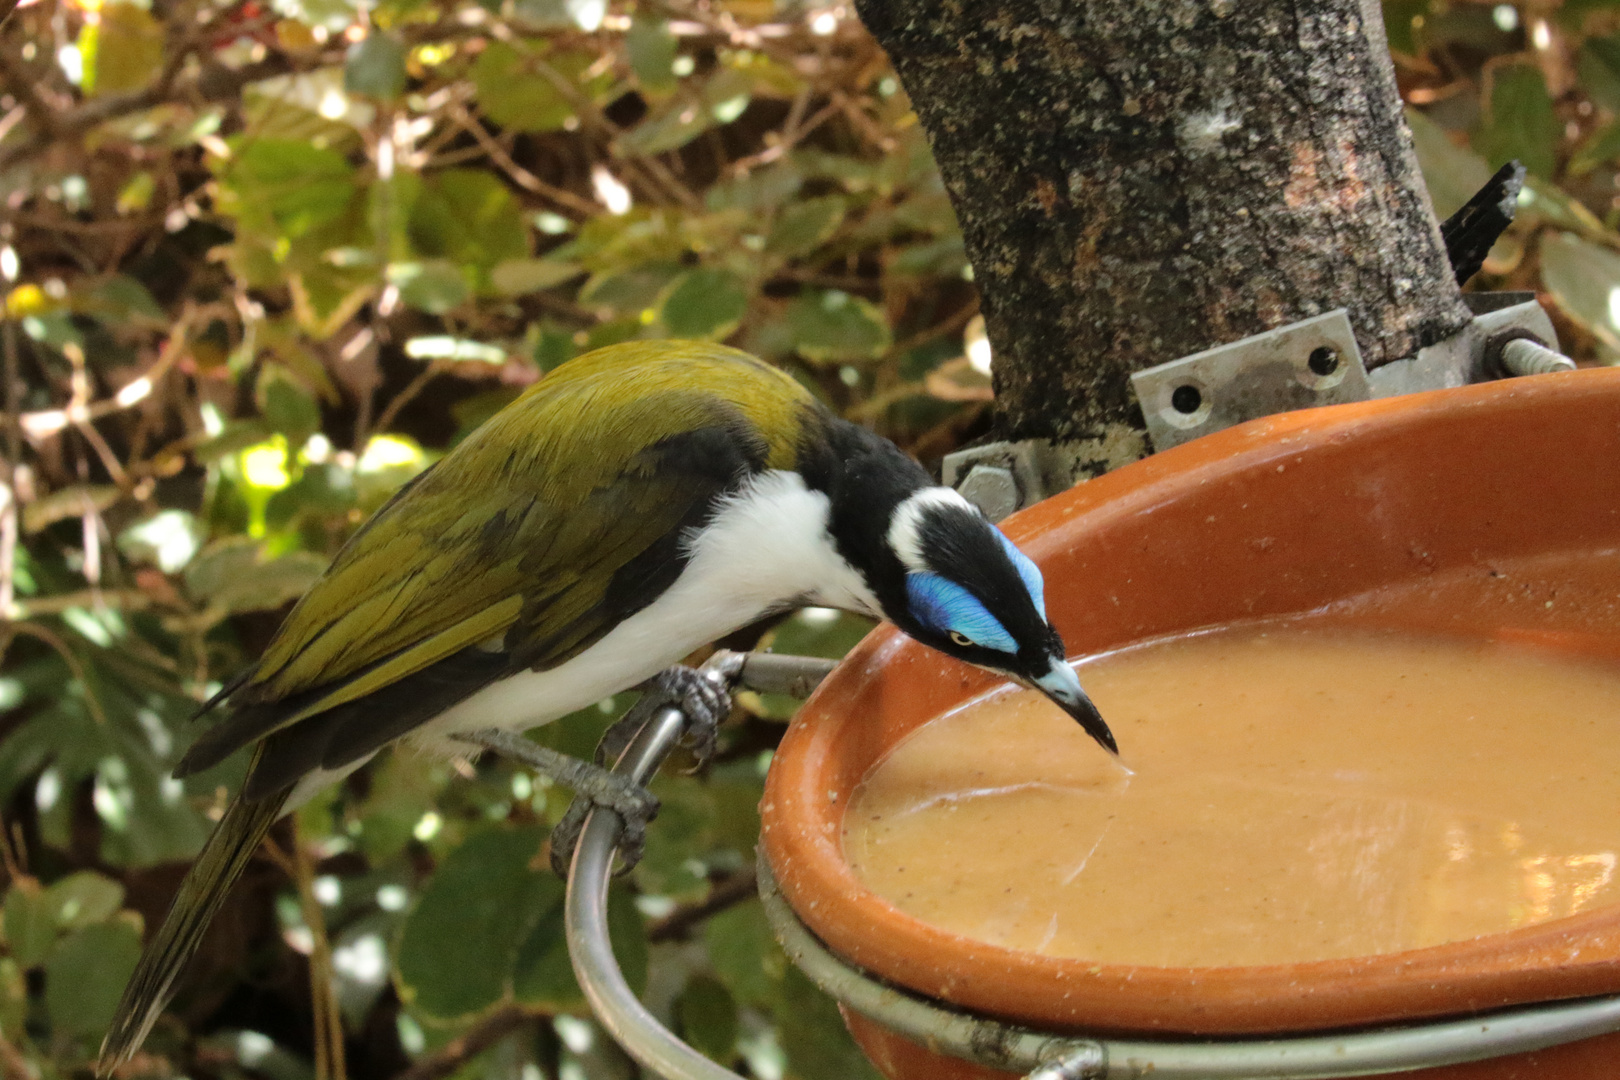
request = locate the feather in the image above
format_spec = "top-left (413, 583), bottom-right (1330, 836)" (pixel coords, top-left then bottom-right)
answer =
top-left (98, 754), bottom-right (287, 1074)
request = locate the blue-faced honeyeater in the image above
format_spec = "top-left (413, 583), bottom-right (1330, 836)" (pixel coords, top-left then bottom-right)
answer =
top-left (100, 341), bottom-right (1113, 1068)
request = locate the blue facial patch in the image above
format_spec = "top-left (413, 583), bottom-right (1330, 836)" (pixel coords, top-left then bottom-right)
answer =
top-left (905, 572), bottom-right (1019, 653)
top-left (995, 531), bottom-right (1047, 621)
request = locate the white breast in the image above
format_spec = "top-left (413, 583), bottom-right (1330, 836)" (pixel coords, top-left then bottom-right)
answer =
top-left (419, 469), bottom-right (879, 744)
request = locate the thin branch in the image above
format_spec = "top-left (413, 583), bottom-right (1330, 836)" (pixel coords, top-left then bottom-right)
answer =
top-left (8, 587), bottom-right (152, 617)
top-left (370, 361), bottom-right (441, 436)
top-left (445, 103), bottom-right (600, 218)
top-left (392, 1005), bottom-right (541, 1080)
top-left (647, 866), bottom-right (758, 943)
top-left (4, 621), bottom-right (108, 725)
top-left (0, 52), bottom-right (339, 174)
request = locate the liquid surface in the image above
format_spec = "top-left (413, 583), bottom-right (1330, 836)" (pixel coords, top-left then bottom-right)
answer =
top-left (843, 624), bottom-right (1620, 967)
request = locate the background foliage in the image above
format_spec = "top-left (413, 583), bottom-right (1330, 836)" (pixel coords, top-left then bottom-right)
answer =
top-left (0, 0), bottom-right (1617, 1077)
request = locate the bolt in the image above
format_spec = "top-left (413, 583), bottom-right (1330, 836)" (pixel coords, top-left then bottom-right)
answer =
top-left (1500, 338), bottom-right (1576, 377)
top-left (957, 464), bottom-right (1021, 522)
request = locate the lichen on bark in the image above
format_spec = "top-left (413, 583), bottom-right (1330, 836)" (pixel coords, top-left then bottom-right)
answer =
top-left (854, 0), bottom-right (1471, 446)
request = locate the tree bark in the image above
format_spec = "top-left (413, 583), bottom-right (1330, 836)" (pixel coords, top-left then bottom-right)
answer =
top-left (854, 0), bottom-right (1471, 456)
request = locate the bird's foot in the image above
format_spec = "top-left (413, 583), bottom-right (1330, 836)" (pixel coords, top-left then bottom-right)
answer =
top-left (552, 661), bottom-right (737, 874)
top-left (597, 663), bottom-right (734, 771)
top-left (451, 730), bottom-right (659, 877)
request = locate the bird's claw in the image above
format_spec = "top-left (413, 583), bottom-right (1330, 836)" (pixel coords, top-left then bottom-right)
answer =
top-left (597, 664), bottom-right (732, 771)
top-left (550, 660), bottom-right (737, 875)
top-left (548, 775), bottom-right (660, 877)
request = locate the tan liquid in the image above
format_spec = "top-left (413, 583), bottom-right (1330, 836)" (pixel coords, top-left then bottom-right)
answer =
top-left (843, 624), bottom-right (1620, 967)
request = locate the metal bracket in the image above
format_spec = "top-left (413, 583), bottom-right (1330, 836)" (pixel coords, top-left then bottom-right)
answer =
top-left (1366, 291), bottom-right (1561, 398)
top-left (1130, 309), bottom-right (1370, 453)
top-left (947, 294), bottom-right (1566, 517)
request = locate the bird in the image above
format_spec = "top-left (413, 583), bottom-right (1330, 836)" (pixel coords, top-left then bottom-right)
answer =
top-left (99, 339), bottom-right (1114, 1070)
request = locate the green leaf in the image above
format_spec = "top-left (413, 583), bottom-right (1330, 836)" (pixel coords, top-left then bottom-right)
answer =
top-left (890, 234), bottom-right (968, 276)
top-left (491, 258), bottom-right (586, 296)
top-left (1473, 63), bottom-right (1557, 179)
top-left (618, 68), bottom-right (753, 156)
top-left (580, 261), bottom-right (685, 315)
top-left (22, 484), bottom-right (121, 535)
top-left (660, 268), bottom-right (749, 339)
top-left (259, 368), bottom-right (323, 444)
top-left (510, 890), bottom-right (575, 1008)
top-left (408, 170), bottom-right (529, 278)
top-left (388, 260), bottom-right (471, 314)
top-left (1406, 108), bottom-right (1493, 221)
top-left (45, 921), bottom-right (143, 1038)
top-left (185, 539), bottom-right (328, 613)
top-left (766, 195), bottom-right (847, 258)
top-left (42, 871), bottom-right (125, 931)
top-left (705, 162), bottom-right (804, 213)
top-left (345, 32), bottom-right (408, 99)
top-left (617, 98), bottom-right (715, 157)
top-left (84, 274), bottom-right (165, 324)
top-left (1570, 120), bottom-right (1620, 178)
top-left (607, 884), bottom-right (647, 993)
top-left (227, 139), bottom-right (358, 239)
top-left (4, 883), bottom-right (58, 967)
top-left (678, 976), bottom-right (738, 1064)
top-left (396, 825), bottom-right (554, 1020)
top-left (705, 901), bottom-right (782, 1008)
top-left (776, 966), bottom-right (882, 1080)
top-left (1579, 36), bottom-right (1620, 113)
top-left (627, 17), bottom-right (678, 94)
top-left (1540, 231), bottom-right (1620, 357)
top-left (473, 43), bottom-right (607, 133)
top-left (785, 290), bottom-right (891, 363)
top-left (194, 418), bottom-right (274, 464)
top-left (1382, 0), bottom-right (1429, 57)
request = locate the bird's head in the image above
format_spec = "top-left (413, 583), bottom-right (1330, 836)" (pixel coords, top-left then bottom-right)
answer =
top-left (876, 488), bottom-right (1117, 755)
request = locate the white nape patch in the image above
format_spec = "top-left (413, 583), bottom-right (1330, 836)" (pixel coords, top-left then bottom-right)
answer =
top-left (886, 486), bottom-right (977, 574)
top-left (421, 470), bottom-right (879, 744)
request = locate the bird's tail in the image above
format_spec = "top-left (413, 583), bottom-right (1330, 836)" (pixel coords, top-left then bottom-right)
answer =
top-left (98, 765), bottom-right (286, 1074)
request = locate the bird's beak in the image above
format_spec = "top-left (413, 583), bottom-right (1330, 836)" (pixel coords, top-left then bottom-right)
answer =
top-left (1034, 660), bottom-right (1118, 755)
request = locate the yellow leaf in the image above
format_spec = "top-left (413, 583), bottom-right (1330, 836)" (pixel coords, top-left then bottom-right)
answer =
top-left (85, 5), bottom-right (163, 96)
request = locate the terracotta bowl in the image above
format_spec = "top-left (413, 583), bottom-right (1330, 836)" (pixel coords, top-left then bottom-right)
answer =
top-left (760, 369), bottom-right (1620, 1079)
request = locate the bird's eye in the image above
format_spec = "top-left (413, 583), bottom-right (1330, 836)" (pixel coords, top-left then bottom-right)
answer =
top-left (949, 631), bottom-right (974, 648)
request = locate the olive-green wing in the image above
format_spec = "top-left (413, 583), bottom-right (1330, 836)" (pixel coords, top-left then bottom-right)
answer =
top-left (176, 385), bottom-right (773, 781)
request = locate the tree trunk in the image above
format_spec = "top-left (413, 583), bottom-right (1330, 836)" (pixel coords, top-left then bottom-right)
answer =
top-left (854, 0), bottom-right (1471, 458)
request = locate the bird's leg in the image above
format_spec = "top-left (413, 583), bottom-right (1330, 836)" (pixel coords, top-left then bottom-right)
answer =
top-left (451, 729), bottom-right (661, 875)
top-left (551, 656), bottom-right (744, 876)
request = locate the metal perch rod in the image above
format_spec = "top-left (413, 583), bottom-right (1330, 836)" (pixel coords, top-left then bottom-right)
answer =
top-left (563, 651), bottom-right (835, 1080)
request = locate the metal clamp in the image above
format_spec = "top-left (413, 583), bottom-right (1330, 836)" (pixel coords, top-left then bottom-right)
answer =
top-left (1131, 309), bottom-right (1372, 453)
top-left (948, 293), bottom-right (1571, 518)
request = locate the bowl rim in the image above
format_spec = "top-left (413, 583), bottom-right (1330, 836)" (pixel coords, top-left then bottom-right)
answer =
top-left (760, 369), bottom-right (1620, 1035)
